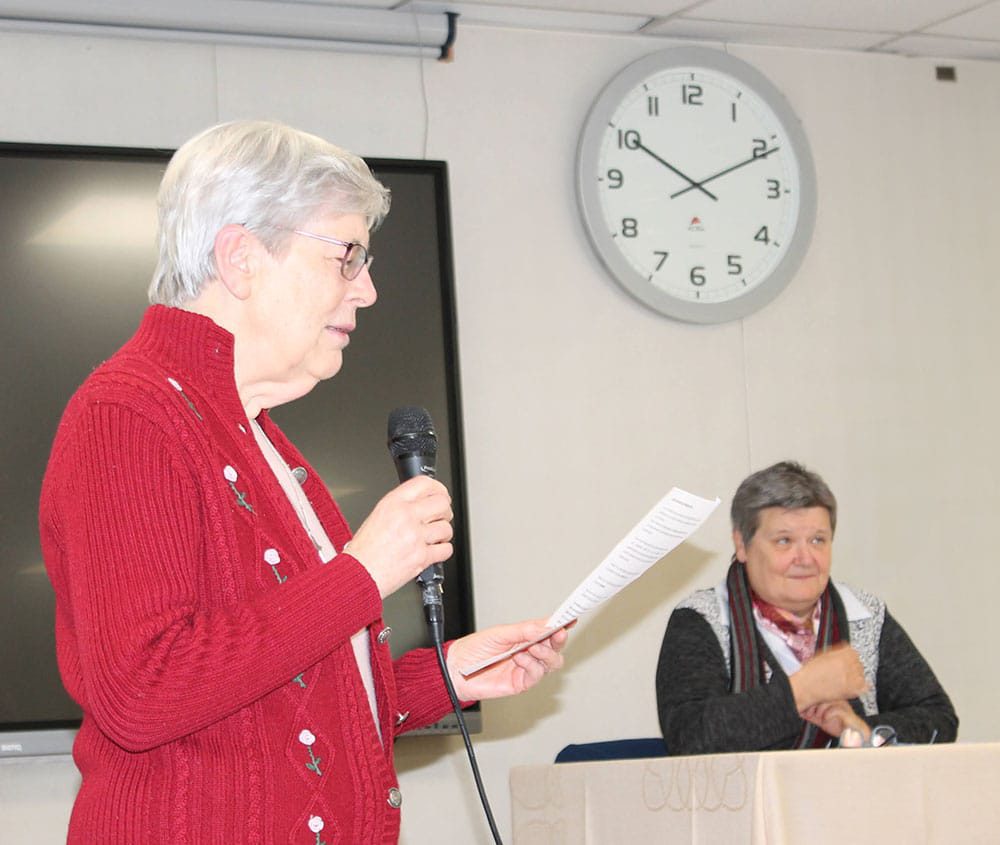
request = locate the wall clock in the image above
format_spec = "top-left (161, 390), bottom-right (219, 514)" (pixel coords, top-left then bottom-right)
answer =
top-left (576, 47), bottom-right (817, 324)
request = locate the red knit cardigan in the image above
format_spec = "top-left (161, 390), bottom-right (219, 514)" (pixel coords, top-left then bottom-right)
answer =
top-left (39, 306), bottom-right (454, 844)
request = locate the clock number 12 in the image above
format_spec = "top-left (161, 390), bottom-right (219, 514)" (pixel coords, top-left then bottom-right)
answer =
top-left (682, 84), bottom-right (703, 106)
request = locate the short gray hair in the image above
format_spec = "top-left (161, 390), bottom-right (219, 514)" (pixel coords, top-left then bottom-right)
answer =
top-left (149, 120), bottom-right (391, 306)
top-left (730, 461), bottom-right (837, 544)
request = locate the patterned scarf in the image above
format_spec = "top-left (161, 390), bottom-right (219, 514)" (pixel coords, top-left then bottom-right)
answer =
top-left (726, 558), bottom-right (849, 749)
top-left (753, 595), bottom-right (820, 664)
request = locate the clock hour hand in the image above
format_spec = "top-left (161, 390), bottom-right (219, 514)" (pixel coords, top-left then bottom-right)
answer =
top-left (636, 141), bottom-right (718, 201)
top-left (670, 146), bottom-right (780, 200)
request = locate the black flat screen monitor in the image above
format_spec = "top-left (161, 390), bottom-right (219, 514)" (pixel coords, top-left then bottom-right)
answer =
top-left (0, 142), bottom-right (477, 757)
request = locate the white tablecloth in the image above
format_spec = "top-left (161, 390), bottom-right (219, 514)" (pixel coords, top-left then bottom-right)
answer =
top-left (510, 742), bottom-right (1000, 844)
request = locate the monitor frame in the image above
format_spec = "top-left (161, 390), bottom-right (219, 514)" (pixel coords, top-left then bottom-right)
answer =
top-left (0, 141), bottom-right (478, 757)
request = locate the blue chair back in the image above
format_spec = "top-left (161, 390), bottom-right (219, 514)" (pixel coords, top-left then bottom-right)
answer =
top-left (554, 737), bottom-right (667, 764)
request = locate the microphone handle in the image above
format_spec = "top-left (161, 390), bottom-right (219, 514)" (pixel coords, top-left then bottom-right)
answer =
top-left (393, 451), bottom-right (445, 621)
top-left (394, 453), bottom-right (437, 483)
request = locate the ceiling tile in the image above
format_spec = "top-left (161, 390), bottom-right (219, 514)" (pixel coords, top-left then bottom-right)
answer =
top-left (925, 1), bottom-right (1000, 38)
top-left (687, 0), bottom-right (988, 34)
top-left (643, 17), bottom-right (889, 51)
top-left (882, 32), bottom-right (1000, 60)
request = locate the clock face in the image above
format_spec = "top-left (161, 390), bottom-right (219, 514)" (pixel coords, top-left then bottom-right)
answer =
top-left (577, 48), bottom-right (816, 323)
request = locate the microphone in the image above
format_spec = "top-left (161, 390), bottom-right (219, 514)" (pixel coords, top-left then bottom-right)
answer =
top-left (386, 406), bottom-right (445, 640)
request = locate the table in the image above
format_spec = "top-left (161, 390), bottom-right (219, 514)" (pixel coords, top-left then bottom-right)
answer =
top-left (510, 742), bottom-right (1000, 843)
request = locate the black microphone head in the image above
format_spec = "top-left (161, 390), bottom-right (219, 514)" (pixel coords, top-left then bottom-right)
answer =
top-left (387, 406), bottom-right (437, 460)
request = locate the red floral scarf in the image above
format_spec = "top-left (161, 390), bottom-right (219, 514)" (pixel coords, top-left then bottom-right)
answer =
top-left (752, 594), bottom-right (821, 664)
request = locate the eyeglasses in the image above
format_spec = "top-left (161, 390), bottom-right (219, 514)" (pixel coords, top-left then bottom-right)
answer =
top-left (291, 229), bottom-right (373, 281)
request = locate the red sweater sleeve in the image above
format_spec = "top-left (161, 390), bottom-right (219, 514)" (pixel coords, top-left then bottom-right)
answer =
top-left (43, 401), bottom-right (384, 752)
top-left (390, 644), bottom-right (467, 736)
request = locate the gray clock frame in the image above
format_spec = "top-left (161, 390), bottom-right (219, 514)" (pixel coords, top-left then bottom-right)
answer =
top-left (576, 47), bottom-right (817, 324)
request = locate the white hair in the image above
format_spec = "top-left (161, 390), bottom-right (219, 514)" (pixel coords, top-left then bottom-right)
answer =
top-left (149, 120), bottom-right (391, 306)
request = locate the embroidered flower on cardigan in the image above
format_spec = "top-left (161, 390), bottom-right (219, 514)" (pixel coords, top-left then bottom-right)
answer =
top-left (299, 729), bottom-right (323, 776)
top-left (292, 673), bottom-right (306, 688)
top-left (166, 377), bottom-right (203, 421)
top-left (263, 548), bottom-right (286, 584)
top-left (223, 465), bottom-right (254, 512)
top-left (308, 815), bottom-right (327, 845)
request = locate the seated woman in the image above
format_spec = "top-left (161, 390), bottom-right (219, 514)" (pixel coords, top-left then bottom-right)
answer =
top-left (655, 461), bottom-right (957, 755)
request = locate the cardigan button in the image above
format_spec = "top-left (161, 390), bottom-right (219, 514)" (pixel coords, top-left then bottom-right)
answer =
top-left (377, 626), bottom-right (392, 645)
top-left (387, 787), bottom-right (403, 809)
top-left (292, 466), bottom-right (308, 484)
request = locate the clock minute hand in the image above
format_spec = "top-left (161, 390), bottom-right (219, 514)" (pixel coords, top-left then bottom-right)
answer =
top-left (636, 142), bottom-right (718, 201)
top-left (670, 146), bottom-right (780, 200)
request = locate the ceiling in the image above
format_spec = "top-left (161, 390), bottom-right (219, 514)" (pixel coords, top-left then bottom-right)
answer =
top-left (4, 0), bottom-right (1000, 61)
top-left (413, 0), bottom-right (1000, 61)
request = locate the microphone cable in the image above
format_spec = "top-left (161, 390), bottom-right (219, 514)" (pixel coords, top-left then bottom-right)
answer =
top-left (428, 618), bottom-right (503, 845)
top-left (386, 406), bottom-right (502, 843)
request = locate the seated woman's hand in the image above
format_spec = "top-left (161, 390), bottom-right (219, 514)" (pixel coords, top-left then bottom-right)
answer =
top-left (801, 699), bottom-right (872, 743)
top-left (789, 642), bottom-right (868, 712)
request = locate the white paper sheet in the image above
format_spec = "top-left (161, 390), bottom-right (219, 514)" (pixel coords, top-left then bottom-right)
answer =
top-left (460, 487), bottom-right (719, 676)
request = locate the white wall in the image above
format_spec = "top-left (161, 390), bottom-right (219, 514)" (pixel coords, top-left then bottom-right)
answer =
top-left (2, 22), bottom-right (999, 844)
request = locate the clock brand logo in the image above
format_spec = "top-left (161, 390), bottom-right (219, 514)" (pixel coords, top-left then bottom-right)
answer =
top-left (688, 216), bottom-right (705, 232)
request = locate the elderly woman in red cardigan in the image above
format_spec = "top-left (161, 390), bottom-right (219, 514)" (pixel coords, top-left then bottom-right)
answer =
top-left (40, 120), bottom-right (567, 844)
